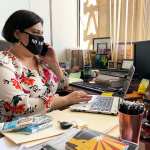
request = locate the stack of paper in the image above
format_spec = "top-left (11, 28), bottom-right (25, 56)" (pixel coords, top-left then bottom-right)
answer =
top-left (69, 72), bottom-right (83, 83)
top-left (0, 109), bottom-right (119, 150)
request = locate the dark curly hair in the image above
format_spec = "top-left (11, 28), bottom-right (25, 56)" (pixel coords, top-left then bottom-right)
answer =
top-left (2, 10), bottom-right (43, 43)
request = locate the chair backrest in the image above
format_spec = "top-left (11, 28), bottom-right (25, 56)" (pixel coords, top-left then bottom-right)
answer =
top-left (0, 40), bottom-right (12, 51)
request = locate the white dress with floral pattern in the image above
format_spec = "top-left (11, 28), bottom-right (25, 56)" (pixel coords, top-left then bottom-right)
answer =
top-left (0, 50), bottom-right (59, 122)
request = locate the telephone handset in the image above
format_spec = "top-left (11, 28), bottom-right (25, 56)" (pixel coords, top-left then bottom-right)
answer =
top-left (138, 79), bottom-right (149, 94)
top-left (41, 43), bottom-right (49, 56)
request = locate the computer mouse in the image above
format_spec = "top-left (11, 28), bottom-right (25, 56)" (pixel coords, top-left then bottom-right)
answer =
top-left (59, 121), bottom-right (73, 129)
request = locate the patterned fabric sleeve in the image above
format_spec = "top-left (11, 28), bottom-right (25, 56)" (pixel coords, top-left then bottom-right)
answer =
top-left (0, 65), bottom-right (53, 121)
top-left (57, 71), bottom-right (69, 91)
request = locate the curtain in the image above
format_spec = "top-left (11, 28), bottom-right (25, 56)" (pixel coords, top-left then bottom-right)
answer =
top-left (80, 0), bottom-right (150, 61)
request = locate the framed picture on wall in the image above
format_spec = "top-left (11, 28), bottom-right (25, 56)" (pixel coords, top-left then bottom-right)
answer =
top-left (117, 42), bottom-right (134, 61)
top-left (93, 37), bottom-right (111, 60)
top-left (97, 42), bottom-right (107, 54)
top-left (93, 37), bottom-right (111, 50)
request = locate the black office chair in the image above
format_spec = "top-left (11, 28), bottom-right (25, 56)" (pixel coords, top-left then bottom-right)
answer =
top-left (0, 40), bottom-right (12, 51)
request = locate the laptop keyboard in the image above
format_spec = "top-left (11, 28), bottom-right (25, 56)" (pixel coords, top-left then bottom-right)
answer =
top-left (70, 82), bottom-right (118, 93)
top-left (100, 71), bottom-right (128, 78)
top-left (90, 96), bottom-right (113, 112)
top-left (101, 69), bottom-right (129, 72)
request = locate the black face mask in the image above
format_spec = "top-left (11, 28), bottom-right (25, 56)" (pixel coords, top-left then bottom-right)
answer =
top-left (21, 31), bottom-right (44, 55)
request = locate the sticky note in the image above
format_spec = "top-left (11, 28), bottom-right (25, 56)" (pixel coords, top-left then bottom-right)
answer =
top-left (101, 92), bottom-right (113, 96)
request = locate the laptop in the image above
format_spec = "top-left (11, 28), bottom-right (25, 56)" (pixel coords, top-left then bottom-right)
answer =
top-left (70, 66), bottom-right (135, 97)
top-left (70, 95), bottom-right (121, 115)
top-left (70, 82), bottom-right (120, 93)
top-left (100, 60), bottom-right (133, 78)
top-left (69, 66), bottom-right (135, 115)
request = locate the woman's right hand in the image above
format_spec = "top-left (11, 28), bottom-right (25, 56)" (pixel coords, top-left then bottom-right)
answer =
top-left (41, 43), bottom-right (58, 64)
top-left (65, 91), bottom-right (92, 105)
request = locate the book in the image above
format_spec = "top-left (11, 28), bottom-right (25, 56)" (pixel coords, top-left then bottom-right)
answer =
top-left (65, 129), bottom-right (138, 150)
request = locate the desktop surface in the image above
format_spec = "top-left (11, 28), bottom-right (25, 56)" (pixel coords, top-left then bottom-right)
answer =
top-left (57, 79), bottom-right (149, 150)
top-left (50, 108), bottom-right (148, 150)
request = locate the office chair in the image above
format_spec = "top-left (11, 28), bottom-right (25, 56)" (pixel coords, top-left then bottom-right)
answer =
top-left (0, 40), bottom-right (12, 51)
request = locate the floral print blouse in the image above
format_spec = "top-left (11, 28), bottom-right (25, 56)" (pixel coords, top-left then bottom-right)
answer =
top-left (0, 50), bottom-right (59, 122)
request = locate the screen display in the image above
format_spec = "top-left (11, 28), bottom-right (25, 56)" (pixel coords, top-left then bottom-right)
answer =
top-left (122, 60), bottom-right (133, 69)
top-left (134, 41), bottom-right (150, 79)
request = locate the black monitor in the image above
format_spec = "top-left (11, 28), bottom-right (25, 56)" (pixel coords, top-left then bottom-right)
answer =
top-left (134, 40), bottom-right (150, 79)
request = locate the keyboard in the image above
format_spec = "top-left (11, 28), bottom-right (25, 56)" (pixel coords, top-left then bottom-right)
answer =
top-left (101, 68), bottom-right (129, 72)
top-left (90, 96), bottom-right (113, 112)
top-left (100, 71), bottom-right (128, 78)
top-left (70, 82), bottom-right (119, 93)
top-left (70, 95), bottom-right (120, 115)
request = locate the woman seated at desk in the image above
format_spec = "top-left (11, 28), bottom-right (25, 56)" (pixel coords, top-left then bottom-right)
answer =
top-left (0, 10), bottom-right (91, 122)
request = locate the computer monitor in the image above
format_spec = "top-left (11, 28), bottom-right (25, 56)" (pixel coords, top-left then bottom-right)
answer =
top-left (134, 40), bottom-right (150, 79)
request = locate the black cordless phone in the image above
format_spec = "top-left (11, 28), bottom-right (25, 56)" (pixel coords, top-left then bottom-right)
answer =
top-left (41, 43), bottom-right (48, 56)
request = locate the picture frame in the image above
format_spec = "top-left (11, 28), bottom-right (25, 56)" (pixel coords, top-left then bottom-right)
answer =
top-left (93, 37), bottom-right (111, 61)
top-left (117, 61), bottom-right (122, 69)
top-left (122, 59), bottom-right (134, 69)
top-left (93, 37), bottom-right (111, 51)
top-left (116, 42), bottom-right (134, 61)
top-left (108, 60), bottom-right (117, 69)
top-left (97, 42), bottom-right (108, 54)
top-left (95, 54), bottom-right (108, 69)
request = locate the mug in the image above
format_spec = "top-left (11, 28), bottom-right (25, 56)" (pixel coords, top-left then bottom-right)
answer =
top-left (119, 111), bottom-right (143, 143)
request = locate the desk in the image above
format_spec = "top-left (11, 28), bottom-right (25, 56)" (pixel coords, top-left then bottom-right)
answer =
top-left (51, 108), bottom-right (150, 150)
top-left (51, 109), bottom-right (119, 136)
top-left (59, 85), bottom-right (150, 150)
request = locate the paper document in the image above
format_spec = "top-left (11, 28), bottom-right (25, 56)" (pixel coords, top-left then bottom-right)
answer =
top-left (2, 126), bottom-right (64, 144)
top-left (0, 137), bottom-right (19, 150)
top-left (22, 128), bottom-right (80, 150)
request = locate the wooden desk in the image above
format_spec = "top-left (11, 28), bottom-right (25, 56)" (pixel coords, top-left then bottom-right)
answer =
top-left (60, 86), bottom-right (150, 150)
top-left (51, 109), bottom-right (119, 136)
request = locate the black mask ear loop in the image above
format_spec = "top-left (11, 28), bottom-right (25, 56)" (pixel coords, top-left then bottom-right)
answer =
top-left (22, 31), bottom-right (30, 35)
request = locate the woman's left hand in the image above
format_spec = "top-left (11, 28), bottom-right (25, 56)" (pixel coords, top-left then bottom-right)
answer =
top-left (65, 91), bottom-right (92, 105)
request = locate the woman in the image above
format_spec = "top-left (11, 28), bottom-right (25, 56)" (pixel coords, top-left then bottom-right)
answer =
top-left (0, 10), bottom-right (91, 122)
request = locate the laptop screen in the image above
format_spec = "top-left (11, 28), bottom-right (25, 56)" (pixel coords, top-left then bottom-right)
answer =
top-left (122, 60), bottom-right (133, 69)
top-left (122, 66), bottom-right (135, 97)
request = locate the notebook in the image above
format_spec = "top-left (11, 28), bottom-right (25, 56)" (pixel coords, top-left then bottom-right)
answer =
top-left (66, 129), bottom-right (138, 150)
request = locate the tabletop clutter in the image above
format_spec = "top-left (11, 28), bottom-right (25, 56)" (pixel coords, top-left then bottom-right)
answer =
top-left (0, 114), bottom-right (53, 134)
top-left (119, 101), bottom-right (144, 115)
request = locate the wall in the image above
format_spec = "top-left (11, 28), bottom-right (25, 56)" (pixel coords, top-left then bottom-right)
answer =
top-left (0, 0), bottom-right (78, 60)
top-left (0, 0), bottom-right (51, 42)
top-left (29, 0), bottom-right (51, 43)
top-left (0, 0), bottom-right (30, 40)
top-left (51, 0), bottom-right (77, 61)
